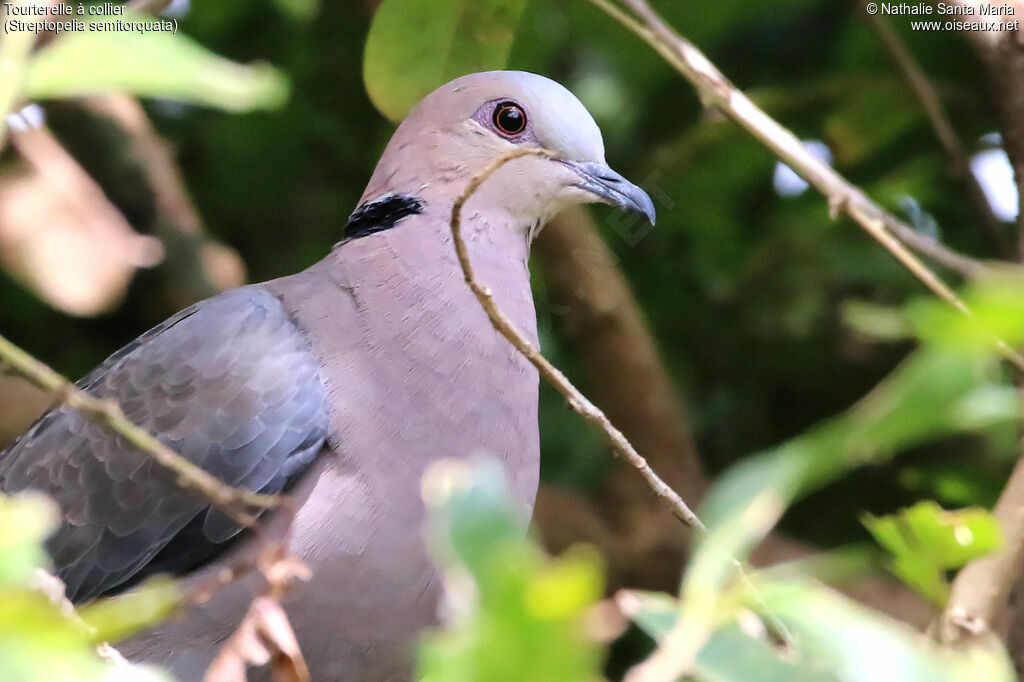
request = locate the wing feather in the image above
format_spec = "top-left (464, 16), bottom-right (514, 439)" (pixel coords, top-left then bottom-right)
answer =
top-left (0, 286), bottom-right (329, 602)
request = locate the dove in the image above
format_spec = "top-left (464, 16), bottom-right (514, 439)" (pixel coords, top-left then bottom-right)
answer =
top-left (0, 70), bottom-right (656, 681)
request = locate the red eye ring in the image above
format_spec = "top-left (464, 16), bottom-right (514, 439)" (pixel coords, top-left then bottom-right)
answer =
top-left (493, 102), bottom-right (527, 136)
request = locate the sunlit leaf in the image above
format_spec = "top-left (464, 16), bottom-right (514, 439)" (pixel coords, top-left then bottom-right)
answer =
top-left (0, 494), bottom-right (171, 681)
top-left (24, 16), bottom-right (289, 111)
top-left (418, 458), bottom-right (604, 682)
top-left (364, 0), bottom-right (528, 122)
top-left (622, 590), bottom-right (834, 681)
top-left (272, 0), bottom-right (319, 21)
top-left (909, 271), bottom-right (1024, 354)
top-left (622, 578), bottom-right (1013, 682)
top-left (760, 580), bottom-right (1014, 682)
top-left (0, 493), bottom-right (57, 586)
top-left (863, 502), bottom-right (1002, 605)
top-left (79, 577), bottom-right (180, 645)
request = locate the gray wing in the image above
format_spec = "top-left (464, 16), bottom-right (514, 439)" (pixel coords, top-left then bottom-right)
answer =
top-left (0, 286), bottom-right (329, 602)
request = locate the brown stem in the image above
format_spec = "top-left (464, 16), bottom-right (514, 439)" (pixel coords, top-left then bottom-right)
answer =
top-left (865, 6), bottom-right (1011, 258)
top-left (940, 447), bottom-right (1024, 644)
top-left (449, 146), bottom-right (705, 530)
top-left (936, 1), bottom-right (1024, 259)
top-left (0, 333), bottom-right (278, 528)
top-left (587, 0), bottom-right (1024, 368)
top-left (533, 206), bottom-right (705, 589)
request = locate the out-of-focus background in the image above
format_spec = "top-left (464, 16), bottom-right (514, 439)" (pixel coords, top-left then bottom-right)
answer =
top-left (4, 0), bottom-right (1024, 680)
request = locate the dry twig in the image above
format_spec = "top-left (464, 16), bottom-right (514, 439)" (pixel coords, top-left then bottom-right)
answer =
top-left (449, 146), bottom-right (705, 531)
top-left (0, 333), bottom-right (279, 527)
top-left (203, 544), bottom-right (312, 682)
top-left (587, 0), bottom-right (989, 281)
top-left (864, 7), bottom-right (1011, 258)
top-left (586, 0), bottom-right (1024, 369)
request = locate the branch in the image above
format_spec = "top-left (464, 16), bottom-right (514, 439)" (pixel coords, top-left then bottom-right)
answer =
top-left (587, 0), bottom-right (1024, 375)
top-left (0, 333), bottom-right (278, 527)
top-left (940, 450), bottom-right (1024, 644)
top-left (202, 543), bottom-right (311, 682)
top-left (449, 146), bottom-right (704, 531)
top-left (586, 0), bottom-right (988, 279)
top-left (864, 6), bottom-right (1011, 258)
top-left (937, 1), bottom-right (1024, 254)
top-left (532, 206), bottom-right (706, 592)
top-left (68, 95), bottom-right (247, 307)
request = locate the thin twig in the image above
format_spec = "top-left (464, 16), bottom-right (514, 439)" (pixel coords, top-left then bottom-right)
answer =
top-left (448, 146), bottom-right (705, 531)
top-left (587, 0), bottom-right (989, 284)
top-left (587, 0), bottom-right (1023, 375)
top-left (447, 148), bottom-right (812, 673)
top-left (0, 333), bottom-right (279, 527)
top-left (864, 6), bottom-right (1011, 258)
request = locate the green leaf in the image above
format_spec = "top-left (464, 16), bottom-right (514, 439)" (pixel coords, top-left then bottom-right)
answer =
top-left (699, 344), bottom-right (1013, 562)
top-left (841, 300), bottom-right (912, 342)
top-left (418, 458), bottom-right (604, 682)
top-left (863, 502), bottom-right (1002, 605)
top-left (0, 493), bottom-right (58, 586)
top-left (0, 494), bottom-right (171, 682)
top-left (272, 0), bottom-right (319, 21)
top-left (909, 271), bottom-right (1024, 354)
top-left (24, 15), bottom-right (289, 111)
top-left (621, 590), bottom-right (835, 682)
top-left (78, 577), bottom-right (180, 645)
top-left (0, 590), bottom-right (109, 682)
top-left (363, 0), bottom-right (528, 122)
top-left (621, 580), bottom-right (1014, 682)
top-left (759, 579), bottom-right (1014, 682)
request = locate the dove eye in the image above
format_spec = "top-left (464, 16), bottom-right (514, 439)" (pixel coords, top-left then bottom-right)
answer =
top-left (492, 101), bottom-right (527, 136)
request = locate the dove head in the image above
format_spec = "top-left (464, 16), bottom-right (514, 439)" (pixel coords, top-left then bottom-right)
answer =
top-left (358, 71), bottom-right (656, 242)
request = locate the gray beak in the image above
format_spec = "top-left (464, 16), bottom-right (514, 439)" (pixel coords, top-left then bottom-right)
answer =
top-left (565, 160), bottom-right (656, 225)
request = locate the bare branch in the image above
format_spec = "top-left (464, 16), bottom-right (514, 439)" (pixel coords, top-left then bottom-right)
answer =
top-left (588, 1), bottom-right (988, 276)
top-left (449, 146), bottom-right (705, 531)
top-left (936, 1), bottom-right (1024, 254)
top-left (588, 0), bottom-right (1024, 375)
top-left (865, 6), bottom-right (1011, 258)
top-left (0, 333), bottom-right (278, 527)
top-left (940, 449), bottom-right (1024, 644)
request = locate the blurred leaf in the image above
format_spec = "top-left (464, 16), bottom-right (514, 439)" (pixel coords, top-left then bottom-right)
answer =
top-left (841, 300), bottom-right (913, 343)
top-left (759, 579), bottom-right (1014, 682)
top-left (79, 577), bottom-right (180, 645)
top-left (701, 343), bottom-right (1013, 550)
top-left (364, 0), bottom-right (528, 122)
top-left (622, 578), bottom-right (1013, 682)
top-left (862, 502), bottom-right (1002, 605)
top-left (24, 16), bottom-right (288, 111)
top-left (273, 0), bottom-right (319, 21)
top-left (0, 590), bottom-right (107, 682)
top-left (623, 590), bottom-right (834, 682)
top-left (0, 494), bottom-right (170, 681)
top-left (0, 493), bottom-right (57, 586)
top-left (909, 271), bottom-right (1024, 354)
top-left (418, 458), bottom-right (604, 682)
top-left (673, 283), bottom-right (1023, 676)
